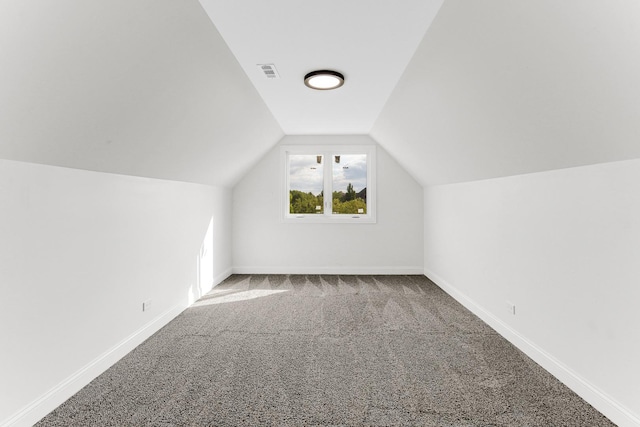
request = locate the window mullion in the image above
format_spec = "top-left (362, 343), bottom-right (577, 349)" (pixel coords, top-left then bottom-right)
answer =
top-left (323, 151), bottom-right (332, 216)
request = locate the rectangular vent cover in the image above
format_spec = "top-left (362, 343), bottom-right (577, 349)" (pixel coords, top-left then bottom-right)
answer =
top-left (257, 63), bottom-right (280, 79)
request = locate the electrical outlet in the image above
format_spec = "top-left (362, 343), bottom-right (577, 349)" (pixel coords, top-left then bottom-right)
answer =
top-left (506, 301), bottom-right (516, 315)
top-left (143, 299), bottom-right (152, 312)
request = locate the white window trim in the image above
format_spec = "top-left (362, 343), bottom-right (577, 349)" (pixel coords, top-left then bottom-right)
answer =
top-left (281, 144), bottom-right (376, 224)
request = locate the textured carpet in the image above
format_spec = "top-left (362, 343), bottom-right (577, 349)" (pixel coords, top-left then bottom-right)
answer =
top-left (38, 275), bottom-right (614, 426)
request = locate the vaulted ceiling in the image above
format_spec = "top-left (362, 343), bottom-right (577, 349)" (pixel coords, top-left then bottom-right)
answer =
top-left (373, 0), bottom-right (640, 186)
top-left (198, 0), bottom-right (443, 135)
top-left (0, 0), bottom-right (282, 187)
top-left (2, 0), bottom-right (640, 188)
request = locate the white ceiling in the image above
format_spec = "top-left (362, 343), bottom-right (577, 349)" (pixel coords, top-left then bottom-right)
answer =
top-left (2, 0), bottom-right (640, 188)
top-left (0, 0), bottom-right (282, 187)
top-left (198, 0), bottom-right (444, 135)
top-left (372, 0), bottom-right (640, 186)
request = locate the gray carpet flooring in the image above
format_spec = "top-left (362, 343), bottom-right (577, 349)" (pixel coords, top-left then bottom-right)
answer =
top-left (38, 275), bottom-right (614, 426)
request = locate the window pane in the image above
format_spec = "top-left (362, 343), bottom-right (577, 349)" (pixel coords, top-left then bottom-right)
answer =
top-left (289, 154), bottom-right (324, 214)
top-left (332, 154), bottom-right (367, 215)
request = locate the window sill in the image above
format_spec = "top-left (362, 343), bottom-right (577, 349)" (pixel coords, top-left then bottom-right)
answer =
top-left (283, 214), bottom-right (376, 224)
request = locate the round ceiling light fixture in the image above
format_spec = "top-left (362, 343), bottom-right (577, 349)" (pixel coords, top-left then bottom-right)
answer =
top-left (304, 70), bottom-right (345, 90)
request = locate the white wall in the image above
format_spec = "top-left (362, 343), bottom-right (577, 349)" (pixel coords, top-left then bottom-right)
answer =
top-left (209, 186), bottom-right (233, 286)
top-left (0, 159), bottom-right (232, 427)
top-left (424, 158), bottom-right (640, 427)
top-left (232, 135), bottom-right (423, 274)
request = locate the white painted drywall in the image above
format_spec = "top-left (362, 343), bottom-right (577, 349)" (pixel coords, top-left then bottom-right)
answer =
top-left (372, 0), bottom-right (640, 186)
top-left (210, 186), bottom-right (233, 286)
top-left (0, 0), bottom-right (282, 187)
top-left (424, 159), bottom-right (640, 426)
top-left (0, 159), bottom-right (232, 427)
top-left (232, 135), bottom-right (423, 274)
top-left (199, 0), bottom-right (443, 134)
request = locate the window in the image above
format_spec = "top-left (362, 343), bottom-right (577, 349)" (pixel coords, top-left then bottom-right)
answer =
top-left (282, 144), bottom-right (376, 223)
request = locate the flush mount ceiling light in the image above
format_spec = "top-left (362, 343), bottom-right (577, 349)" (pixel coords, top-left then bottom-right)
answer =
top-left (304, 70), bottom-right (345, 90)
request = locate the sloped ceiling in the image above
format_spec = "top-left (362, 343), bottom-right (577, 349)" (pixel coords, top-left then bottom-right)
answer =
top-left (3, 0), bottom-right (640, 188)
top-left (372, 0), bottom-right (640, 186)
top-left (0, 0), bottom-right (282, 187)
top-left (198, 0), bottom-right (443, 135)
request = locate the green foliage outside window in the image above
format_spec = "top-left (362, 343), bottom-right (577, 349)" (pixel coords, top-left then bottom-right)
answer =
top-left (332, 197), bottom-right (366, 214)
top-left (289, 185), bottom-right (366, 215)
top-left (290, 190), bottom-right (323, 214)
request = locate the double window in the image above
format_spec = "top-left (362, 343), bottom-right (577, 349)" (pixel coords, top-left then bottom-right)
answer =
top-left (282, 145), bottom-right (376, 223)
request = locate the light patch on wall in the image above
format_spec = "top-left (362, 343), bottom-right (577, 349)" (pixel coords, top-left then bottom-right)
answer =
top-left (189, 216), bottom-right (214, 305)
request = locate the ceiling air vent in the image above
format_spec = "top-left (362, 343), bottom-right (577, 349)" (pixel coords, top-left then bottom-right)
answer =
top-left (257, 63), bottom-right (280, 79)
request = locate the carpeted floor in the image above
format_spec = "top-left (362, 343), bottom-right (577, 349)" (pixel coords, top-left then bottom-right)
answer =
top-left (38, 275), bottom-right (614, 426)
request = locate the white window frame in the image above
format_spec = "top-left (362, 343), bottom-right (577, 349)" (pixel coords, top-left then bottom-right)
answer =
top-left (281, 144), bottom-right (376, 223)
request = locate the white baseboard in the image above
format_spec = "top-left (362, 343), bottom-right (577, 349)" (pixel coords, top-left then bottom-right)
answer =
top-left (213, 267), bottom-right (233, 287)
top-left (12, 267), bottom-right (632, 426)
top-left (424, 268), bottom-right (640, 427)
top-left (6, 267), bottom-right (235, 427)
top-left (232, 266), bottom-right (424, 275)
top-left (2, 303), bottom-right (187, 427)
